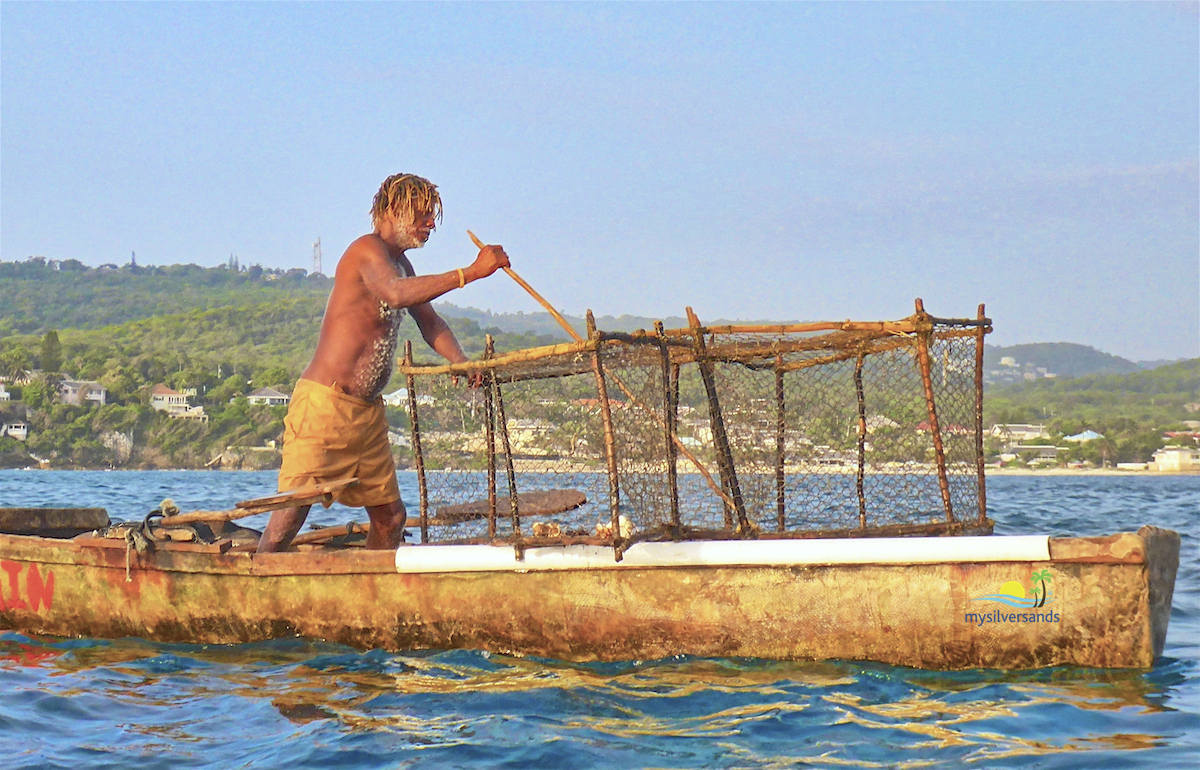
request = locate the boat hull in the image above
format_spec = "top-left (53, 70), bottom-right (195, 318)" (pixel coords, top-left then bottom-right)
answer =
top-left (0, 527), bottom-right (1179, 670)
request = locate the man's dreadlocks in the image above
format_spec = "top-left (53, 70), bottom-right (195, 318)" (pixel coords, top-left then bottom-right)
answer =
top-left (370, 173), bottom-right (443, 229)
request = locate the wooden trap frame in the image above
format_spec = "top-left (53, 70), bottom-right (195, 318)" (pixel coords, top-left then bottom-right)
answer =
top-left (397, 300), bottom-right (992, 561)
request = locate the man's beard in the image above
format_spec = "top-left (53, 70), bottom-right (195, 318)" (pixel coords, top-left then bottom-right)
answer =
top-left (397, 227), bottom-right (430, 250)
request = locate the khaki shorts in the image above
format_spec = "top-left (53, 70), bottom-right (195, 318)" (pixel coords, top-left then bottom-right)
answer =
top-left (278, 379), bottom-right (401, 509)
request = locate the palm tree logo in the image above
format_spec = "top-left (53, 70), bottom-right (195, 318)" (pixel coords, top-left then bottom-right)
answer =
top-left (1030, 569), bottom-right (1052, 608)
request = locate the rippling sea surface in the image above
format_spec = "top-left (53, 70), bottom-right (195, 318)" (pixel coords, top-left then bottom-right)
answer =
top-left (1, 471), bottom-right (1196, 768)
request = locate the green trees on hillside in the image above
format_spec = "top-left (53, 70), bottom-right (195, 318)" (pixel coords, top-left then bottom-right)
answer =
top-left (39, 331), bottom-right (62, 373)
top-left (1, 257), bottom-right (1195, 470)
top-left (0, 258), bottom-right (332, 336)
top-left (984, 359), bottom-right (1199, 429)
top-left (0, 260), bottom-right (568, 468)
top-left (983, 359), bottom-right (1200, 465)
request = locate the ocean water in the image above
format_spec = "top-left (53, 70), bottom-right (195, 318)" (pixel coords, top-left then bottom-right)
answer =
top-left (0, 471), bottom-right (1196, 769)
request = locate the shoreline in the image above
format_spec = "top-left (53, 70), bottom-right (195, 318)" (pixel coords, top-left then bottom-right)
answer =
top-left (984, 467), bottom-right (1198, 477)
top-left (3, 465), bottom-right (1196, 477)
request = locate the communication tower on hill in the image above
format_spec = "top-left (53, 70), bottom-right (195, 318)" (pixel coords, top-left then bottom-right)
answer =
top-left (312, 238), bottom-right (322, 275)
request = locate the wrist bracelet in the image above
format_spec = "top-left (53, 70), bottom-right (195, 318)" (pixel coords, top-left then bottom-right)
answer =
top-left (456, 268), bottom-right (466, 289)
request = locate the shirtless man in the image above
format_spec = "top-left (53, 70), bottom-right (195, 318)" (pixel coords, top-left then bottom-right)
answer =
top-left (257, 173), bottom-right (509, 552)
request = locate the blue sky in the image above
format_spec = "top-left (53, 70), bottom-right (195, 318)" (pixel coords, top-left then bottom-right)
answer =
top-left (2, 2), bottom-right (1196, 361)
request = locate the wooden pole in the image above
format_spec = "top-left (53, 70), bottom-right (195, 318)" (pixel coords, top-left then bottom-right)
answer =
top-left (662, 320), bottom-right (923, 336)
top-left (398, 325), bottom-right (984, 378)
top-left (157, 508), bottom-right (276, 526)
top-left (290, 521), bottom-right (368, 547)
top-left (404, 341), bottom-right (430, 542)
top-left (468, 231), bottom-right (583, 341)
top-left (493, 377), bottom-right (522, 555)
top-left (656, 321), bottom-right (681, 535)
top-left (686, 307), bottom-right (751, 534)
top-left (975, 303), bottom-right (988, 526)
top-left (589, 311), bottom-right (624, 560)
top-left (467, 239), bottom-right (738, 517)
top-left (485, 335), bottom-right (498, 539)
top-left (775, 354), bottom-right (786, 533)
top-left (854, 351), bottom-right (867, 530)
top-left (160, 479), bottom-right (359, 526)
top-left (399, 339), bottom-right (596, 376)
top-left (913, 299), bottom-right (955, 523)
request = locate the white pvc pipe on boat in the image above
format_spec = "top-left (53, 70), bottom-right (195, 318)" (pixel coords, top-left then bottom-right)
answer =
top-left (394, 536), bottom-right (1051, 574)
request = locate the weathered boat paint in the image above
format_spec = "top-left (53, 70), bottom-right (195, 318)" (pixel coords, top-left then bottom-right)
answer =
top-left (0, 526), bottom-right (1179, 670)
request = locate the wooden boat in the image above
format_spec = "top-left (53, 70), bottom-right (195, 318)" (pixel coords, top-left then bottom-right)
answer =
top-left (0, 304), bottom-right (1182, 668)
top-left (0, 517), bottom-right (1181, 670)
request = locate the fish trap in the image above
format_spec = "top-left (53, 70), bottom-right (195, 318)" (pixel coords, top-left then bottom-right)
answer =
top-left (397, 300), bottom-right (992, 559)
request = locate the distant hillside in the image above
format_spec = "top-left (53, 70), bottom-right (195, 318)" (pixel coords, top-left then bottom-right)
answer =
top-left (984, 357), bottom-right (1200, 430)
top-left (436, 305), bottom-right (689, 340)
top-left (0, 297), bottom-right (558, 402)
top-left (983, 342), bottom-right (1142, 379)
top-left (0, 258), bottom-right (771, 341)
top-left (2, 257), bottom-right (1194, 469)
top-left (435, 305), bottom-right (812, 341)
top-left (0, 258), bottom-right (332, 336)
top-left (2, 259), bottom-right (1174, 380)
top-left (1135, 358), bottom-right (1189, 371)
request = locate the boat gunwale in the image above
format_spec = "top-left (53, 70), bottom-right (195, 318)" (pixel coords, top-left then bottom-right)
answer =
top-left (0, 530), bottom-right (1152, 577)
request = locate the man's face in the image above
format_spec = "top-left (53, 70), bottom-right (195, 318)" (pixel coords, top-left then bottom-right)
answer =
top-left (388, 209), bottom-right (437, 250)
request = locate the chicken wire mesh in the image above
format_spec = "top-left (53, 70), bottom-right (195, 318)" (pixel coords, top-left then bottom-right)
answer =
top-left (398, 308), bottom-right (990, 557)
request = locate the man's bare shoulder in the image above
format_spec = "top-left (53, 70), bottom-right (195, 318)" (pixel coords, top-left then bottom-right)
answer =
top-left (337, 234), bottom-right (389, 267)
top-left (333, 235), bottom-right (396, 284)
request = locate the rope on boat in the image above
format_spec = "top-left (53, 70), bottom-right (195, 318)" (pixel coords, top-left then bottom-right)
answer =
top-left (106, 501), bottom-right (171, 582)
top-left (122, 517), bottom-right (154, 582)
top-left (99, 499), bottom-right (222, 581)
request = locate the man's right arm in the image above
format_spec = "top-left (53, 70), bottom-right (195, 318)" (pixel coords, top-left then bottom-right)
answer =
top-left (356, 238), bottom-right (510, 310)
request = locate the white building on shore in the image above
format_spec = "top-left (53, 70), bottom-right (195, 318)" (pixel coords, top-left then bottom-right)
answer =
top-left (1149, 447), bottom-right (1200, 472)
top-left (150, 383), bottom-right (208, 422)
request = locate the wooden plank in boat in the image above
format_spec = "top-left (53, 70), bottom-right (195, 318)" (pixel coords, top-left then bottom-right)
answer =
top-left (0, 507), bottom-right (109, 537)
top-left (74, 536), bottom-right (233, 554)
top-left (158, 478), bottom-right (360, 526)
top-left (435, 489), bottom-right (586, 523)
top-left (235, 478), bottom-right (359, 513)
top-left (166, 538), bottom-right (233, 554)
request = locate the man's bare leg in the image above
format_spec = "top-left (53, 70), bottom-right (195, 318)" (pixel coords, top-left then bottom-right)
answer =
top-left (365, 499), bottom-right (407, 549)
top-left (257, 504), bottom-right (312, 553)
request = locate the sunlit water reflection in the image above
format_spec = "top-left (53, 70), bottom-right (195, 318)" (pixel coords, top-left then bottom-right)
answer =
top-left (0, 472), bottom-right (1197, 768)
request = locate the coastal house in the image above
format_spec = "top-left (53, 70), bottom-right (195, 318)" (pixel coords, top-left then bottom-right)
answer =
top-left (246, 387), bottom-right (290, 407)
top-left (813, 446), bottom-right (855, 467)
top-left (59, 379), bottom-right (107, 407)
top-left (174, 406), bottom-right (208, 422)
top-left (864, 415), bottom-right (900, 433)
top-left (5, 370), bottom-right (36, 386)
top-left (1149, 447), bottom-right (1200, 473)
top-left (382, 388), bottom-right (435, 408)
top-left (505, 418), bottom-right (555, 455)
top-left (150, 383), bottom-right (208, 422)
top-left (151, 384), bottom-right (190, 412)
top-left (0, 383), bottom-right (9, 402)
top-left (679, 417), bottom-right (714, 445)
top-left (999, 445), bottom-right (1065, 466)
top-left (1064, 430), bottom-right (1105, 443)
top-left (989, 423), bottom-right (1049, 448)
top-left (1, 422), bottom-right (29, 441)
